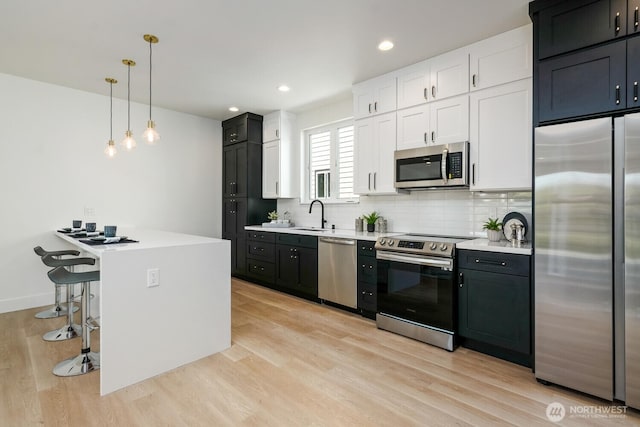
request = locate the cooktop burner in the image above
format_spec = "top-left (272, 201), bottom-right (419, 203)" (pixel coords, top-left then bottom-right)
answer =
top-left (374, 234), bottom-right (470, 258)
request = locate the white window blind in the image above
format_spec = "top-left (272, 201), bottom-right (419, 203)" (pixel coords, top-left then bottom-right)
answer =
top-left (306, 120), bottom-right (357, 203)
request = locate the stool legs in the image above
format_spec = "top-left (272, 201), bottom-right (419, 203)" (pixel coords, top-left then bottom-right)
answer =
top-left (42, 284), bottom-right (81, 341)
top-left (35, 255), bottom-right (78, 319)
top-left (53, 281), bottom-right (99, 376)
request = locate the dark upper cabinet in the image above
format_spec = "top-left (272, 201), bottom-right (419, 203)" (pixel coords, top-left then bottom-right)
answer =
top-left (629, 0), bottom-right (640, 35)
top-left (538, 40), bottom-right (627, 122)
top-left (223, 141), bottom-right (265, 199)
top-left (222, 112), bottom-right (262, 146)
top-left (628, 35), bottom-right (640, 107)
top-left (534, 0), bottom-right (628, 59)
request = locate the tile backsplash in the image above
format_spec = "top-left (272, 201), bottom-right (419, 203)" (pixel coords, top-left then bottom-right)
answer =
top-left (276, 190), bottom-right (531, 238)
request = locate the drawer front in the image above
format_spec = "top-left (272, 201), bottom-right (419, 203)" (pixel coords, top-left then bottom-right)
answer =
top-left (457, 249), bottom-right (530, 276)
top-left (246, 230), bottom-right (276, 243)
top-left (357, 240), bottom-right (376, 257)
top-left (358, 281), bottom-right (377, 312)
top-left (246, 259), bottom-right (275, 283)
top-left (246, 241), bottom-right (275, 262)
top-left (358, 256), bottom-right (377, 284)
top-left (277, 233), bottom-right (318, 249)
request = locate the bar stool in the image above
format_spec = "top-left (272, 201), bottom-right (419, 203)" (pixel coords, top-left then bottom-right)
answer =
top-left (33, 246), bottom-right (80, 319)
top-left (47, 265), bottom-right (100, 376)
top-left (41, 254), bottom-right (96, 342)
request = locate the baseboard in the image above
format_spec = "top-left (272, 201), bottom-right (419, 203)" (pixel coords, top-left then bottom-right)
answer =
top-left (0, 291), bottom-right (54, 314)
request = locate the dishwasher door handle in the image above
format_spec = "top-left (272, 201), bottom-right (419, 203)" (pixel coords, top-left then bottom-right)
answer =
top-left (319, 237), bottom-right (355, 245)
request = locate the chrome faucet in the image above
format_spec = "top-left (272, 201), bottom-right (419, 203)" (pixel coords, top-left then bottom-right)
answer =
top-left (308, 199), bottom-right (327, 229)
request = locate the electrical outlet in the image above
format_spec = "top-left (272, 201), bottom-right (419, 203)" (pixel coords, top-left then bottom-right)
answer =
top-left (147, 268), bottom-right (159, 287)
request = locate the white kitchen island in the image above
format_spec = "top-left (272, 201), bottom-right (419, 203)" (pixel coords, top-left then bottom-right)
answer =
top-left (55, 228), bottom-right (231, 395)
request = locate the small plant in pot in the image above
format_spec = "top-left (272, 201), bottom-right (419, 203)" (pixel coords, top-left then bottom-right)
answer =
top-left (267, 210), bottom-right (278, 223)
top-left (362, 212), bottom-right (381, 232)
top-left (483, 217), bottom-right (503, 242)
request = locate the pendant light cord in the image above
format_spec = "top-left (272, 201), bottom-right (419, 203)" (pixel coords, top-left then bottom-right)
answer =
top-left (127, 63), bottom-right (131, 130)
top-left (109, 81), bottom-right (113, 140)
top-left (149, 40), bottom-right (153, 120)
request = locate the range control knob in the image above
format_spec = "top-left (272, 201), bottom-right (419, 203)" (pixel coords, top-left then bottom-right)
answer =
top-left (429, 242), bottom-right (437, 250)
top-left (440, 244), bottom-right (448, 251)
top-left (379, 239), bottom-right (386, 245)
top-left (388, 240), bottom-right (395, 246)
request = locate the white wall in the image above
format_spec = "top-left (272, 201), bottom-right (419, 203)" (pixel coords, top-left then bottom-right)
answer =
top-left (280, 97), bottom-right (531, 236)
top-left (0, 73), bottom-right (221, 313)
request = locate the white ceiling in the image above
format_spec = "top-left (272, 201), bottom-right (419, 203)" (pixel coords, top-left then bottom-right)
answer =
top-left (0, 0), bottom-right (531, 121)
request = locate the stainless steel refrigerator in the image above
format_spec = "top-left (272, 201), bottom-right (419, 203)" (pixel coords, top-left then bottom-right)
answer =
top-left (534, 114), bottom-right (639, 408)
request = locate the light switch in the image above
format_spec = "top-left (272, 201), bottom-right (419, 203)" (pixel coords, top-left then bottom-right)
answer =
top-left (147, 268), bottom-right (159, 287)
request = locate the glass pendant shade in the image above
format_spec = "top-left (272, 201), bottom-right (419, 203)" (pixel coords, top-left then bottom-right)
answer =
top-left (105, 140), bottom-right (117, 157)
top-left (122, 130), bottom-right (137, 150)
top-left (143, 120), bottom-right (160, 144)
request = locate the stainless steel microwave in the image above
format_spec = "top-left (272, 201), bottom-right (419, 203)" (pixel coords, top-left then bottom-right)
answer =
top-left (394, 141), bottom-right (469, 189)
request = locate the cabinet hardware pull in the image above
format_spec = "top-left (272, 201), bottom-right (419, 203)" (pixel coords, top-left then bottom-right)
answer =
top-left (459, 272), bottom-right (464, 284)
top-left (276, 129), bottom-right (279, 138)
top-left (616, 84), bottom-right (621, 105)
top-left (368, 173), bottom-right (371, 190)
top-left (635, 82), bottom-right (638, 102)
top-left (368, 103), bottom-right (372, 113)
top-left (635, 7), bottom-right (639, 29)
top-left (362, 264), bottom-right (366, 268)
top-left (472, 74), bottom-right (477, 87)
top-left (374, 101), bottom-right (378, 112)
top-left (431, 131), bottom-right (435, 142)
top-left (275, 181), bottom-right (278, 195)
top-left (615, 12), bottom-right (621, 34)
top-left (432, 85), bottom-right (436, 98)
top-left (368, 292), bottom-right (373, 296)
top-left (424, 88), bottom-right (428, 100)
top-left (475, 258), bottom-right (507, 267)
top-left (373, 172), bottom-right (376, 190)
top-left (424, 132), bottom-right (427, 143)
top-left (472, 163), bottom-right (476, 185)
top-left (362, 291), bottom-right (366, 295)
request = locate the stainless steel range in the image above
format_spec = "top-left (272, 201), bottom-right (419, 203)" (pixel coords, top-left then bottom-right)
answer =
top-left (375, 234), bottom-right (468, 351)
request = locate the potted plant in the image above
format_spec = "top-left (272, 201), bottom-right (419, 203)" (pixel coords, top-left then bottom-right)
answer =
top-left (483, 217), bottom-right (503, 242)
top-left (362, 212), bottom-right (381, 232)
top-left (267, 210), bottom-right (278, 223)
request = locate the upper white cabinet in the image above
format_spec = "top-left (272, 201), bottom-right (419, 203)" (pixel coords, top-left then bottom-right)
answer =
top-left (354, 112), bottom-right (397, 195)
top-left (397, 48), bottom-right (469, 109)
top-left (262, 111), bottom-right (298, 198)
top-left (429, 48), bottom-right (469, 101)
top-left (469, 78), bottom-right (532, 191)
top-left (353, 74), bottom-right (397, 120)
top-left (469, 24), bottom-right (532, 91)
top-left (396, 94), bottom-right (469, 150)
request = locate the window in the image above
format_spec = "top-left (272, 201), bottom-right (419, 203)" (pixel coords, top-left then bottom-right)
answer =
top-left (306, 119), bottom-right (357, 203)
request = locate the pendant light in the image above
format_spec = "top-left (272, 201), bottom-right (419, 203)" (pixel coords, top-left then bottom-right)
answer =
top-left (142, 34), bottom-right (160, 144)
top-left (104, 78), bottom-right (118, 158)
top-left (121, 59), bottom-right (137, 150)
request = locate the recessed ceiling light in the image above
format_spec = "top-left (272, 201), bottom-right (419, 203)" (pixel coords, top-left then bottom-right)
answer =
top-left (378, 40), bottom-right (394, 51)
top-left (277, 85), bottom-right (290, 92)
top-left (229, 106), bottom-right (239, 112)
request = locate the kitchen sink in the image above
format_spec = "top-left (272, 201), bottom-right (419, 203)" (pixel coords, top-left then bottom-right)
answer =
top-left (293, 227), bottom-right (328, 232)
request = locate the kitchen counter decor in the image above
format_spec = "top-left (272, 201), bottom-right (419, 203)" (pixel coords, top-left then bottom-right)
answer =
top-left (483, 217), bottom-right (503, 242)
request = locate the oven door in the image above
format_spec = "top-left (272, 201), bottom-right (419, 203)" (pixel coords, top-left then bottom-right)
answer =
top-left (376, 251), bottom-right (455, 332)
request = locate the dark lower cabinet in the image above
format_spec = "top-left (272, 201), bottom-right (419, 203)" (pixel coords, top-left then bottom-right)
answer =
top-left (357, 240), bottom-right (377, 319)
top-left (457, 249), bottom-right (532, 367)
top-left (274, 234), bottom-right (318, 300)
top-left (246, 231), bottom-right (276, 285)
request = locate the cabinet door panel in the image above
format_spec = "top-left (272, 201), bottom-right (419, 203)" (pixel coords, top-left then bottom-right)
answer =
top-left (397, 61), bottom-right (430, 109)
top-left (297, 247), bottom-right (318, 297)
top-left (374, 77), bottom-right (398, 115)
top-left (458, 268), bottom-right (530, 354)
top-left (263, 112), bottom-right (280, 143)
top-left (537, 0), bottom-right (627, 59)
top-left (223, 143), bottom-right (248, 197)
top-left (470, 79), bottom-right (532, 191)
top-left (223, 199), bottom-right (238, 236)
top-left (396, 105), bottom-right (429, 150)
top-left (354, 119), bottom-right (375, 194)
top-left (430, 95), bottom-right (469, 145)
top-left (429, 48), bottom-right (469, 100)
top-left (538, 41), bottom-right (626, 122)
top-left (373, 112), bottom-right (397, 194)
top-left (262, 140), bottom-right (279, 198)
top-left (275, 245), bottom-right (299, 289)
top-left (628, 36), bottom-right (640, 108)
top-left (629, 0), bottom-right (640, 35)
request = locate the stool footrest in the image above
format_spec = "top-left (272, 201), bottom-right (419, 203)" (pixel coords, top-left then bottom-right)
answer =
top-left (53, 351), bottom-right (100, 377)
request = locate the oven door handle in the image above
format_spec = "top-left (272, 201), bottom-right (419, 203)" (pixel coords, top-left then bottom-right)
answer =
top-left (376, 251), bottom-right (453, 270)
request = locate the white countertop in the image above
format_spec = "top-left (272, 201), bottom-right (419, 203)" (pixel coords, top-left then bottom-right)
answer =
top-left (56, 228), bottom-right (226, 257)
top-left (245, 225), bottom-right (399, 241)
top-left (456, 238), bottom-right (532, 255)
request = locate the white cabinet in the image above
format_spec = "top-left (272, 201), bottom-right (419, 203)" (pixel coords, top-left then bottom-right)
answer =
top-left (469, 24), bottom-right (532, 91)
top-left (354, 112), bottom-right (397, 195)
top-left (430, 95), bottom-right (469, 145)
top-left (262, 111), bottom-right (297, 198)
top-left (469, 79), bottom-right (532, 191)
top-left (429, 47), bottom-right (469, 101)
top-left (396, 48), bottom-right (469, 109)
top-left (353, 74), bottom-right (396, 119)
top-left (396, 95), bottom-right (469, 150)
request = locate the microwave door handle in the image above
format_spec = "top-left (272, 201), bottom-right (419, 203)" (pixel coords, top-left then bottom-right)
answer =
top-left (441, 148), bottom-right (448, 184)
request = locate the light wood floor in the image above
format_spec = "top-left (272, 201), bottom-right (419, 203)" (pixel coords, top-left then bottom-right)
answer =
top-left (1, 278), bottom-right (638, 426)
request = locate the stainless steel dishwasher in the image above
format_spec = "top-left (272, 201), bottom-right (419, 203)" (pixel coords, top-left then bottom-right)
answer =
top-left (318, 237), bottom-right (357, 308)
